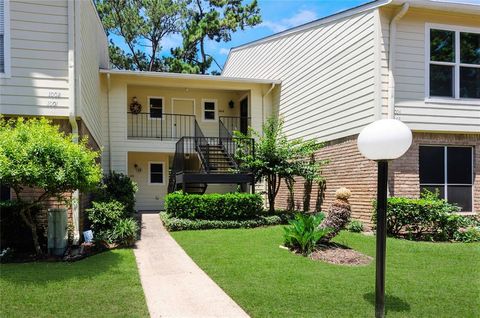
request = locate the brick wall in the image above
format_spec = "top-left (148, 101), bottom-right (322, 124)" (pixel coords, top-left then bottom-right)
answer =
top-left (276, 135), bottom-right (378, 225)
top-left (276, 132), bottom-right (480, 226)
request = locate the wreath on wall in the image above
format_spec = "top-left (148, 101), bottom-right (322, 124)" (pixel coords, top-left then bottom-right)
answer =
top-left (130, 97), bottom-right (142, 114)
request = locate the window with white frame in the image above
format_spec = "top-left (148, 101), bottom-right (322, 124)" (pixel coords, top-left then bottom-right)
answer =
top-left (428, 26), bottom-right (480, 99)
top-left (419, 146), bottom-right (473, 212)
top-left (149, 97), bottom-right (163, 118)
top-left (203, 100), bottom-right (216, 121)
top-left (149, 162), bottom-right (164, 184)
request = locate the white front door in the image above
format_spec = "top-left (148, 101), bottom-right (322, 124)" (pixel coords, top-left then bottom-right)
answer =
top-left (172, 99), bottom-right (195, 138)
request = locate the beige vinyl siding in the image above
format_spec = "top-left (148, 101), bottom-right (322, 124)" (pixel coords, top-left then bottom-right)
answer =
top-left (223, 11), bottom-right (377, 142)
top-left (77, 0), bottom-right (109, 146)
top-left (380, 7), bottom-right (480, 132)
top-left (0, 0), bottom-right (69, 116)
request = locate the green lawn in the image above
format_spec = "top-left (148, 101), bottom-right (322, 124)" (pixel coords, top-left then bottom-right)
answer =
top-left (172, 226), bottom-right (480, 318)
top-left (0, 249), bottom-right (149, 318)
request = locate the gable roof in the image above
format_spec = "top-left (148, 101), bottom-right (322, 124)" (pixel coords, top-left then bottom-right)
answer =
top-left (226, 0), bottom-right (480, 54)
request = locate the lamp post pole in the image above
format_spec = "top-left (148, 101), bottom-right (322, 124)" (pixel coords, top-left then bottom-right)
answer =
top-left (375, 160), bottom-right (389, 318)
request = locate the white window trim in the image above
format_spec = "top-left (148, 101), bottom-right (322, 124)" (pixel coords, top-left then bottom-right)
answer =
top-left (147, 96), bottom-right (164, 120)
top-left (0, 0), bottom-right (11, 78)
top-left (419, 145), bottom-right (474, 213)
top-left (148, 161), bottom-right (165, 185)
top-left (202, 98), bottom-right (218, 122)
top-left (425, 23), bottom-right (480, 104)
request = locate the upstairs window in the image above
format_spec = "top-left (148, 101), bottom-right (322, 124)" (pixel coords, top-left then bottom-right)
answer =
top-left (148, 97), bottom-right (163, 119)
top-left (0, 0), bottom-right (9, 76)
top-left (203, 99), bottom-right (217, 121)
top-left (419, 146), bottom-right (473, 212)
top-left (428, 26), bottom-right (480, 99)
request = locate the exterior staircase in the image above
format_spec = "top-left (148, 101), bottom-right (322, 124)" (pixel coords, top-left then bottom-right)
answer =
top-left (167, 119), bottom-right (254, 194)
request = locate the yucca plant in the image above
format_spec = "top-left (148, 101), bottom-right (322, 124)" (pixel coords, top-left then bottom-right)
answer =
top-left (283, 213), bottom-right (331, 255)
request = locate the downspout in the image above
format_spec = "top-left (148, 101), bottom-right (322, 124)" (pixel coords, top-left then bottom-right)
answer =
top-left (68, 0), bottom-right (80, 244)
top-left (107, 73), bottom-right (112, 172)
top-left (261, 83), bottom-right (276, 134)
top-left (387, 2), bottom-right (409, 119)
top-left (261, 83), bottom-right (275, 207)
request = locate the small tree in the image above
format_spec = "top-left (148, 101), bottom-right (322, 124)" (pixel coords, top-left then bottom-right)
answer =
top-left (0, 118), bottom-right (102, 255)
top-left (235, 117), bottom-right (323, 213)
top-left (301, 154), bottom-right (327, 212)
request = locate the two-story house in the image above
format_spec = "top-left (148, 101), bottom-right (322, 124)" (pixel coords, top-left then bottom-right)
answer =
top-left (222, 0), bottom-right (480, 223)
top-left (1, 0), bottom-right (478, 237)
top-left (0, 0), bottom-right (278, 240)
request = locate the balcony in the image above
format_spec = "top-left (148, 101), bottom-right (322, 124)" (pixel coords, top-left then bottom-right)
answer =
top-left (127, 112), bottom-right (196, 139)
top-left (128, 112), bottom-right (252, 140)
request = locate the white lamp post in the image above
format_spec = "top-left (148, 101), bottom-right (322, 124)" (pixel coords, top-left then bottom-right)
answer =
top-left (357, 119), bottom-right (412, 318)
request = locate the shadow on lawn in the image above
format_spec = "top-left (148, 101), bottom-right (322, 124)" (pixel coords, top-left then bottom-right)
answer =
top-left (0, 250), bottom-right (125, 285)
top-left (363, 292), bottom-right (411, 314)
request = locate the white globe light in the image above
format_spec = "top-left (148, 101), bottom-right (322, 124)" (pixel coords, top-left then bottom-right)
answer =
top-left (357, 119), bottom-right (412, 161)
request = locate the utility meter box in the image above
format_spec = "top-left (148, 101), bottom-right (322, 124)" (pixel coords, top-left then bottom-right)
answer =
top-left (47, 208), bottom-right (68, 256)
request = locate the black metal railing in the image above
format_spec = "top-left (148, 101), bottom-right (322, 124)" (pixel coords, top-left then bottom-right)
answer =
top-left (219, 116), bottom-right (251, 137)
top-left (127, 112), bottom-right (195, 139)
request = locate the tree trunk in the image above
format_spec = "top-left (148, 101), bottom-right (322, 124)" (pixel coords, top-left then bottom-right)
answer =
top-left (19, 207), bottom-right (43, 256)
top-left (267, 174), bottom-right (276, 213)
top-left (200, 39), bottom-right (207, 74)
top-left (286, 178), bottom-right (295, 211)
top-left (303, 179), bottom-right (312, 212)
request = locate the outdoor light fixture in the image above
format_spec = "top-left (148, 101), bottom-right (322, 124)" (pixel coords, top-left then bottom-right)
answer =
top-left (228, 100), bottom-right (235, 109)
top-left (357, 119), bottom-right (412, 318)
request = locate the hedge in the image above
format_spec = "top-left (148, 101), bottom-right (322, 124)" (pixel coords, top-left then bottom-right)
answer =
top-left (165, 192), bottom-right (263, 220)
top-left (372, 193), bottom-right (479, 242)
top-left (159, 212), bottom-right (292, 231)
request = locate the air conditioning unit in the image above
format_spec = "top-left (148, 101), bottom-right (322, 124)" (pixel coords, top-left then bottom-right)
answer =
top-left (47, 208), bottom-right (68, 256)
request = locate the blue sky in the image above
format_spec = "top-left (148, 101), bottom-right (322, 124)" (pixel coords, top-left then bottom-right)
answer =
top-left (109, 0), bottom-right (480, 73)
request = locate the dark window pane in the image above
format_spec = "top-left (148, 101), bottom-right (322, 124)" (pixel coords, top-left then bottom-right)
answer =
top-left (151, 173), bottom-right (163, 183)
top-left (419, 146), bottom-right (444, 184)
top-left (460, 32), bottom-right (480, 65)
top-left (204, 102), bottom-right (215, 110)
top-left (420, 185), bottom-right (445, 199)
top-left (447, 185), bottom-right (472, 212)
top-left (150, 107), bottom-right (163, 118)
top-left (430, 29), bottom-right (455, 62)
top-left (0, 35), bottom-right (4, 73)
top-left (1, 185), bottom-right (10, 201)
top-left (150, 98), bottom-right (163, 107)
top-left (151, 164), bottom-right (163, 173)
top-left (430, 64), bottom-right (454, 97)
top-left (447, 147), bottom-right (472, 184)
top-left (204, 111), bottom-right (215, 120)
top-left (460, 67), bottom-right (480, 99)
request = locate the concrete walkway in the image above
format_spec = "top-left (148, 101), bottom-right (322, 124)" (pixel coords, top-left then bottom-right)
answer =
top-left (133, 212), bottom-right (250, 318)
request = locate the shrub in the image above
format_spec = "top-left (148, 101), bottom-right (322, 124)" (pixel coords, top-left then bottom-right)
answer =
top-left (106, 218), bottom-right (139, 246)
top-left (453, 226), bottom-right (480, 243)
top-left (165, 192), bottom-right (263, 220)
top-left (283, 213), bottom-right (331, 255)
top-left (86, 200), bottom-right (126, 234)
top-left (160, 212), bottom-right (291, 231)
top-left (346, 220), bottom-right (364, 233)
top-left (96, 172), bottom-right (138, 214)
top-left (371, 191), bottom-right (478, 242)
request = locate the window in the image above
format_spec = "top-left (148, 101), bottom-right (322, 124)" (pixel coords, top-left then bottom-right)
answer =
top-left (427, 25), bottom-right (480, 99)
top-left (149, 162), bottom-right (164, 184)
top-left (148, 97), bottom-right (163, 119)
top-left (1, 185), bottom-right (10, 201)
top-left (0, 0), bottom-right (10, 76)
top-left (203, 99), bottom-right (216, 121)
top-left (419, 146), bottom-right (473, 212)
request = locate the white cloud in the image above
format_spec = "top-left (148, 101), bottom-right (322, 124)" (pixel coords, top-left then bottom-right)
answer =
top-left (219, 48), bottom-right (230, 55)
top-left (260, 9), bottom-right (318, 33)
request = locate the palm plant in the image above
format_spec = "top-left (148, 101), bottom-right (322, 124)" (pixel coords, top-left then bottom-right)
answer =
top-left (283, 213), bottom-right (331, 255)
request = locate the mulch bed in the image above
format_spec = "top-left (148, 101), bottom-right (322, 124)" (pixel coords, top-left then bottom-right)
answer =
top-left (310, 245), bottom-right (373, 266)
